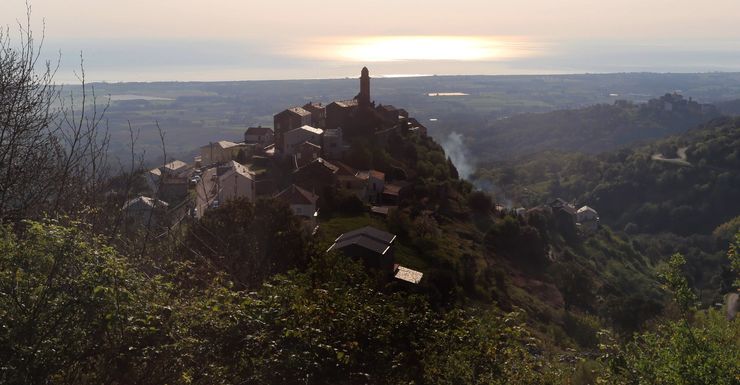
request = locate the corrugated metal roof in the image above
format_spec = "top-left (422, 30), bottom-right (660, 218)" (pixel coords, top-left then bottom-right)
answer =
top-left (330, 235), bottom-right (390, 255)
top-left (394, 265), bottom-right (423, 284)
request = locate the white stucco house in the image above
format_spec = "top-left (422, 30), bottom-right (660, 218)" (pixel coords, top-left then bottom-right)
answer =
top-left (200, 141), bottom-right (255, 165)
top-left (216, 161), bottom-right (256, 204)
top-left (146, 160), bottom-right (190, 192)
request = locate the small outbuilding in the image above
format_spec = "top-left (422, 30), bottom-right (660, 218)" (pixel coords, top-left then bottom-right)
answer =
top-left (327, 226), bottom-right (396, 272)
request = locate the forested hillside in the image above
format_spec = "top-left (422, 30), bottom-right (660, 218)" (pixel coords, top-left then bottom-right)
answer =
top-left (474, 117), bottom-right (740, 306)
top-left (475, 116), bottom-right (740, 235)
top-left (460, 93), bottom-right (720, 161)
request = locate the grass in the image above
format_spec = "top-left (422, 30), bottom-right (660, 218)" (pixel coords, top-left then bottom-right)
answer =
top-left (317, 214), bottom-right (388, 245)
top-left (393, 242), bottom-right (428, 270)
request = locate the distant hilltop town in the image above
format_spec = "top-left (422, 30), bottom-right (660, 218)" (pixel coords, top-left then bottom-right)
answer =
top-left (125, 67), bottom-right (430, 285)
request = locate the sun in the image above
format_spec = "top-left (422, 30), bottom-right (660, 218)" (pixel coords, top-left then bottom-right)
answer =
top-left (332, 36), bottom-right (527, 62)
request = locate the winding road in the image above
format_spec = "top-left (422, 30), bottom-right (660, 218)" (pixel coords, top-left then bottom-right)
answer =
top-left (651, 146), bottom-right (691, 166)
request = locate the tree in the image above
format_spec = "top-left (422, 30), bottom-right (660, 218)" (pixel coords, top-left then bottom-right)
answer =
top-left (660, 253), bottom-right (697, 317)
top-left (185, 197), bottom-right (311, 289)
top-left (729, 231), bottom-right (740, 288)
top-left (0, 220), bottom-right (181, 384)
top-left (598, 249), bottom-right (740, 385)
top-left (550, 262), bottom-right (596, 311)
top-left (467, 190), bottom-right (493, 214)
top-left (0, 9), bottom-right (110, 223)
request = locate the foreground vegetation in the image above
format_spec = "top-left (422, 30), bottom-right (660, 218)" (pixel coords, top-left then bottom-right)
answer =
top-left (1, 219), bottom-right (738, 384)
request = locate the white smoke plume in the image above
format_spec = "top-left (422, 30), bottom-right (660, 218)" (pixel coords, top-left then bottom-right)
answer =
top-left (441, 132), bottom-right (474, 180)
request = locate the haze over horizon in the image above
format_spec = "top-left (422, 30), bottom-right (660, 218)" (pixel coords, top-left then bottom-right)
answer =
top-left (4, 0), bottom-right (740, 82)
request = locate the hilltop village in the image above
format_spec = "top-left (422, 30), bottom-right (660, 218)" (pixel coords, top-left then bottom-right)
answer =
top-left (126, 67), bottom-right (603, 288)
top-left (128, 67), bottom-right (431, 284)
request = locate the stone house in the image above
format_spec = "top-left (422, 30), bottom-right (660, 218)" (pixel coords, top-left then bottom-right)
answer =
top-left (274, 107), bottom-right (312, 151)
top-left (292, 141), bottom-right (322, 169)
top-left (200, 141), bottom-right (254, 165)
top-left (244, 126), bottom-right (274, 147)
top-left (122, 195), bottom-right (169, 228)
top-left (326, 100), bottom-right (358, 130)
top-left (302, 102), bottom-right (326, 128)
top-left (357, 170), bottom-right (385, 203)
top-left (146, 160), bottom-right (190, 192)
top-left (292, 157), bottom-right (339, 193)
top-left (216, 161), bottom-right (256, 204)
top-left (282, 125), bottom-right (324, 156)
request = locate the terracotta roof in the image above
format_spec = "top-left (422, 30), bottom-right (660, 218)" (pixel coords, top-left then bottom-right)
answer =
top-left (245, 126), bottom-right (273, 135)
top-left (383, 182), bottom-right (410, 196)
top-left (356, 170), bottom-right (385, 181)
top-left (369, 170), bottom-right (385, 180)
top-left (275, 184), bottom-right (319, 206)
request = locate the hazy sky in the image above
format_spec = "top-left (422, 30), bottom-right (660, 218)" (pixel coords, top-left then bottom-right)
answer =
top-left (4, 0), bottom-right (740, 81)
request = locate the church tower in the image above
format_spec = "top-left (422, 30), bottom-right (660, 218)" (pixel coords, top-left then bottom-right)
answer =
top-left (358, 66), bottom-right (370, 108)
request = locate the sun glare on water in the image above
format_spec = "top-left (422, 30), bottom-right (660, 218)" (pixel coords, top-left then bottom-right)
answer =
top-left (331, 36), bottom-right (529, 62)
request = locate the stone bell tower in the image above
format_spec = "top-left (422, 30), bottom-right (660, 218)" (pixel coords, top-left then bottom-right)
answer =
top-left (358, 66), bottom-right (370, 108)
